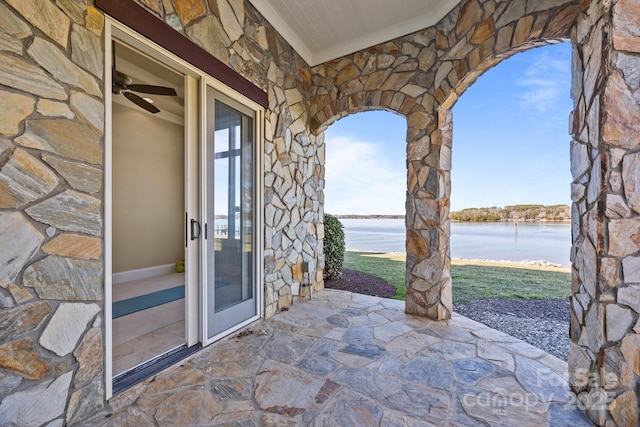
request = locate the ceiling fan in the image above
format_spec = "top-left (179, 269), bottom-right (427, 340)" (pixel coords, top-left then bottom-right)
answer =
top-left (112, 43), bottom-right (177, 114)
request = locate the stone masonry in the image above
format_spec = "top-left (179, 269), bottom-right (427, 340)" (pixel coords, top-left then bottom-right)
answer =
top-left (154, 0), bottom-right (325, 317)
top-left (0, 0), bottom-right (107, 424)
top-left (0, 0), bottom-right (323, 424)
top-left (0, 0), bottom-right (638, 425)
top-left (87, 290), bottom-right (593, 426)
top-left (569, 0), bottom-right (640, 425)
top-left (307, 0), bottom-right (640, 423)
top-left (309, 0), bottom-right (581, 321)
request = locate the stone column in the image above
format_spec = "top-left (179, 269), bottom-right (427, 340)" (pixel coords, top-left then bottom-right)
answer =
top-left (570, 0), bottom-right (640, 424)
top-left (405, 106), bottom-right (453, 321)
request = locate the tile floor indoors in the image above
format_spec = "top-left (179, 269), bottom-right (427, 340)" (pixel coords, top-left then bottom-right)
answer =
top-left (88, 289), bottom-right (594, 426)
top-left (112, 321), bottom-right (185, 376)
top-left (111, 271), bottom-right (186, 374)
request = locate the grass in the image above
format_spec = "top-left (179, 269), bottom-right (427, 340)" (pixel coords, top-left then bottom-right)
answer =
top-left (450, 263), bottom-right (571, 303)
top-left (343, 251), bottom-right (571, 303)
top-left (344, 251), bottom-right (407, 300)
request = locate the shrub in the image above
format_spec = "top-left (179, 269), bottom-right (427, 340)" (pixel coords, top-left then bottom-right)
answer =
top-left (323, 214), bottom-right (345, 280)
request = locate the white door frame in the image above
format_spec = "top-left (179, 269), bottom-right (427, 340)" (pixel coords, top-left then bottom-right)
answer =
top-left (199, 84), bottom-right (263, 345)
top-left (104, 18), bottom-right (263, 398)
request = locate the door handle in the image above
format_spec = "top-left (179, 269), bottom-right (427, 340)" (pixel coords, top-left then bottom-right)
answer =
top-left (190, 219), bottom-right (201, 240)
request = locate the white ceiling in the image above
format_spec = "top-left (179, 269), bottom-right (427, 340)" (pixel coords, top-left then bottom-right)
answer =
top-left (248, 0), bottom-right (461, 66)
top-left (113, 40), bottom-right (185, 125)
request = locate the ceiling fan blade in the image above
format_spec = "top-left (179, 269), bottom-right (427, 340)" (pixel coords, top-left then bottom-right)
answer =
top-left (127, 84), bottom-right (177, 96)
top-left (123, 91), bottom-right (160, 114)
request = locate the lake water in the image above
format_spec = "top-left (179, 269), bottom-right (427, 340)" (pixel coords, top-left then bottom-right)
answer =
top-left (341, 218), bottom-right (572, 267)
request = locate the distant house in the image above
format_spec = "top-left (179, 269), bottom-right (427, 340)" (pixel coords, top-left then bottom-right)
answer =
top-left (0, 0), bottom-right (637, 425)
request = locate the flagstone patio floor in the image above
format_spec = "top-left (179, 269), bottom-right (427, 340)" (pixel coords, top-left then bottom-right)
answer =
top-left (88, 289), bottom-right (594, 426)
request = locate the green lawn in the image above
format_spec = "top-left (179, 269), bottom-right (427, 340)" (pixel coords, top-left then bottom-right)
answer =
top-left (343, 251), bottom-right (571, 303)
top-left (343, 251), bottom-right (407, 300)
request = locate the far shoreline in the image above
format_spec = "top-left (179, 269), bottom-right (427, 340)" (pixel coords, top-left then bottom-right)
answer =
top-left (336, 215), bottom-right (570, 224)
top-left (346, 249), bottom-right (571, 273)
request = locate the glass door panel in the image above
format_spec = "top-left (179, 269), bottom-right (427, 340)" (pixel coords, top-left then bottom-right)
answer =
top-left (205, 88), bottom-right (256, 339)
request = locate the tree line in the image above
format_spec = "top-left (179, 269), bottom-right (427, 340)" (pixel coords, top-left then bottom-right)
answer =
top-left (449, 204), bottom-right (570, 222)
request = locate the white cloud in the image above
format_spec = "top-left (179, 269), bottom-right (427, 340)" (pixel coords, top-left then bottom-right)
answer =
top-left (324, 135), bottom-right (406, 215)
top-left (517, 48), bottom-right (570, 113)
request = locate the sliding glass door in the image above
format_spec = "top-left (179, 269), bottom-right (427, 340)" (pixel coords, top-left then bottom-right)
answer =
top-left (107, 24), bottom-right (263, 397)
top-left (204, 87), bottom-right (257, 340)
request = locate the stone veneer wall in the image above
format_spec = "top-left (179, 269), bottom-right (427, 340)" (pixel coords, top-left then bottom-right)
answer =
top-left (0, 0), bottom-right (322, 424)
top-left (309, 0), bottom-right (580, 321)
top-left (569, 0), bottom-right (640, 424)
top-left (0, 0), bottom-right (107, 424)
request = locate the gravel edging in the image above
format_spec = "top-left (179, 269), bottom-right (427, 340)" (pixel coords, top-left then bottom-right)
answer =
top-left (454, 298), bottom-right (570, 361)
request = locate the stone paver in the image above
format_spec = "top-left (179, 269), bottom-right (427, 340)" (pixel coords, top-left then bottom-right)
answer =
top-left (89, 290), bottom-right (593, 426)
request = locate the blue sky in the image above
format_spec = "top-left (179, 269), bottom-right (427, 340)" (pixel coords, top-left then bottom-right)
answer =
top-left (324, 42), bottom-right (573, 215)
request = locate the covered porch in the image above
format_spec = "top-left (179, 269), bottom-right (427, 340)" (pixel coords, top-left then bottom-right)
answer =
top-left (87, 289), bottom-right (592, 426)
top-left (0, 0), bottom-right (638, 425)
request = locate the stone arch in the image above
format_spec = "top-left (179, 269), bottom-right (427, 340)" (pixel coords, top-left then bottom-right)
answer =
top-left (315, 104), bottom-right (413, 138)
top-left (309, 0), bottom-right (580, 320)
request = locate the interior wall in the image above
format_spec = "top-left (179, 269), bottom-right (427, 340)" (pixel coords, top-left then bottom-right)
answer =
top-left (112, 102), bottom-right (184, 273)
